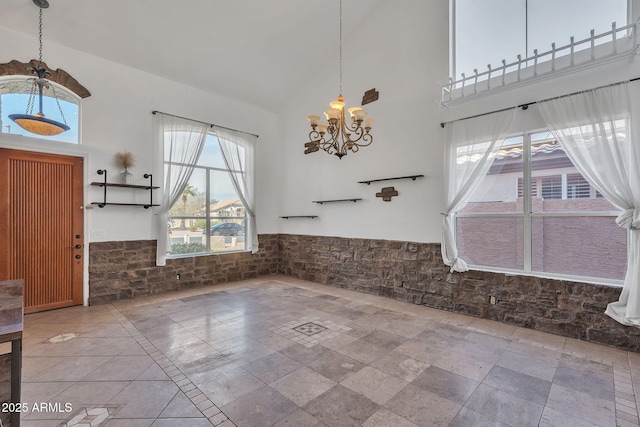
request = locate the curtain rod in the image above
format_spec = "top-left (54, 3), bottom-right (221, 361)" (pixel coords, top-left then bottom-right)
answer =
top-left (152, 110), bottom-right (259, 138)
top-left (440, 76), bottom-right (640, 128)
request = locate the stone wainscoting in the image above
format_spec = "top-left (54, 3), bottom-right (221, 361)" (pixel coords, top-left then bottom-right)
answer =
top-left (88, 234), bottom-right (279, 305)
top-left (88, 233), bottom-right (640, 351)
top-left (277, 234), bottom-right (640, 352)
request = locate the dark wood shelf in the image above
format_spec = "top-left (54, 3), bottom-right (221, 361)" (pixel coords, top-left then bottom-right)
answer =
top-left (312, 198), bottom-right (362, 204)
top-left (358, 175), bottom-right (424, 185)
top-left (91, 202), bottom-right (159, 209)
top-left (280, 215), bottom-right (318, 219)
top-left (90, 182), bottom-right (159, 190)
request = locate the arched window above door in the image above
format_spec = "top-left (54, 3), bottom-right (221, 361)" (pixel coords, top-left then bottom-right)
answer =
top-left (0, 59), bottom-right (91, 144)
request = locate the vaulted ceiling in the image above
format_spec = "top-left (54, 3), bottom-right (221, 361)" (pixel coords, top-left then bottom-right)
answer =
top-left (0, 0), bottom-right (383, 112)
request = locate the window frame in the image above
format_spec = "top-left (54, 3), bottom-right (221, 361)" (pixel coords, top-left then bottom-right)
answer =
top-left (455, 130), bottom-right (625, 286)
top-left (449, 0), bottom-right (632, 83)
top-left (166, 134), bottom-right (249, 257)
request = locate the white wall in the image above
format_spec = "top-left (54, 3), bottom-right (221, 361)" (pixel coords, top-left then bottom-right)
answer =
top-left (0, 25), bottom-right (282, 244)
top-left (3, 0), bottom-right (640, 250)
top-left (277, 0), bottom-right (640, 244)
top-left (277, 0), bottom-right (449, 243)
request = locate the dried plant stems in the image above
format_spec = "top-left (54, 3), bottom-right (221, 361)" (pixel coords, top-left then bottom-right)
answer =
top-left (115, 151), bottom-right (135, 169)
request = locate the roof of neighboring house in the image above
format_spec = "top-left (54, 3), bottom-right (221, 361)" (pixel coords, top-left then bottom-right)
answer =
top-left (497, 139), bottom-right (562, 159)
top-left (210, 197), bottom-right (243, 212)
top-left (489, 139), bottom-right (572, 174)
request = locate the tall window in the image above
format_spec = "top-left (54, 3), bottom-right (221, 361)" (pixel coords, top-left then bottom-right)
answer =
top-left (167, 134), bottom-right (247, 255)
top-left (0, 77), bottom-right (79, 143)
top-left (456, 131), bottom-right (627, 281)
top-left (452, 0), bottom-right (628, 80)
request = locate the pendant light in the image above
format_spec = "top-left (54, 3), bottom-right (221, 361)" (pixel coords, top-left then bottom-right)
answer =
top-left (9, 0), bottom-right (70, 136)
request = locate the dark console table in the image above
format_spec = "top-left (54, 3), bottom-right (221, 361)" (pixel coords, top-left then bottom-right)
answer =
top-left (0, 280), bottom-right (23, 427)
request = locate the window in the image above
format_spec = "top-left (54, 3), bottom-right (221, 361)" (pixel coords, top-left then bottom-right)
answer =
top-left (457, 131), bottom-right (627, 281)
top-left (540, 176), bottom-right (562, 200)
top-left (452, 0), bottom-right (628, 80)
top-left (566, 174), bottom-right (590, 199)
top-left (167, 134), bottom-right (247, 255)
top-left (519, 174), bottom-right (597, 199)
top-left (0, 77), bottom-right (79, 143)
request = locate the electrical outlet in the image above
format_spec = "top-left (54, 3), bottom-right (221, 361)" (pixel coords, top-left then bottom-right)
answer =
top-left (490, 296), bottom-right (496, 305)
top-left (90, 229), bottom-right (106, 240)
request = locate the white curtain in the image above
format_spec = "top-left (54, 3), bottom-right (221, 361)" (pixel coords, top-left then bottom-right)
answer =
top-left (214, 126), bottom-right (259, 254)
top-left (442, 109), bottom-right (516, 272)
top-left (153, 114), bottom-right (209, 266)
top-left (537, 82), bottom-right (640, 326)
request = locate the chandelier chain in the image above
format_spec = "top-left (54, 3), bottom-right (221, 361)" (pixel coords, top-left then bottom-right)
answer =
top-left (37, 4), bottom-right (67, 125)
top-left (25, 84), bottom-right (37, 114)
top-left (28, 6), bottom-right (44, 115)
top-left (339, 0), bottom-right (343, 96)
top-left (303, 0), bottom-right (374, 159)
top-left (50, 85), bottom-right (68, 125)
top-left (38, 7), bottom-right (43, 67)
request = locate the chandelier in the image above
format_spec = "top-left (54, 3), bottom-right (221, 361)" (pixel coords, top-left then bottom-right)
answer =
top-left (304, 0), bottom-right (374, 159)
top-left (9, 0), bottom-right (70, 136)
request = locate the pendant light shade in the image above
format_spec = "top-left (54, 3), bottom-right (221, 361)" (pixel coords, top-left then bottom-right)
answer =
top-left (9, 114), bottom-right (70, 136)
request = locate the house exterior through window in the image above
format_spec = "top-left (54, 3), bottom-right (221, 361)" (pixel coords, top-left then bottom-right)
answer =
top-left (456, 131), bottom-right (627, 282)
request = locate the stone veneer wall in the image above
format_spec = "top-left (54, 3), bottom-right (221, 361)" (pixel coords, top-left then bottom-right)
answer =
top-left (88, 234), bottom-right (278, 304)
top-left (277, 234), bottom-right (640, 352)
top-left (87, 232), bottom-right (640, 351)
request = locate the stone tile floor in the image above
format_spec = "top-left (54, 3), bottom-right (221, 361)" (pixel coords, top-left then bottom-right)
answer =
top-left (16, 275), bottom-right (640, 426)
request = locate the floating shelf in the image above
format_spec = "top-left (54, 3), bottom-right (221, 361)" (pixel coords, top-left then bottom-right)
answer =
top-left (91, 202), bottom-right (160, 208)
top-left (312, 198), bottom-right (362, 204)
top-left (279, 215), bottom-right (318, 219)
top-left (90, 182), bottom-right (159, 190)
top-left (91, 169), bottom-right (159, 209)
top-left (358, 175), bottom-right (424, 185)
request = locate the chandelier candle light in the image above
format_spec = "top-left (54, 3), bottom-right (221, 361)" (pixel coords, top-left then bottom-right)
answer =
top-left (9, 0), bottom-right (70, 136)
top-left (304, 0), bottom-right (374, 159)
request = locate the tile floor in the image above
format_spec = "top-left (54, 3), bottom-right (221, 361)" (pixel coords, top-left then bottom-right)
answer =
top-left (15, 275), bottom-right (640, 427)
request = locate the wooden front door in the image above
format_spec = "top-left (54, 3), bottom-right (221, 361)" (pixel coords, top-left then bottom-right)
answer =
top-left (0, 149), bottom-right (84, 313)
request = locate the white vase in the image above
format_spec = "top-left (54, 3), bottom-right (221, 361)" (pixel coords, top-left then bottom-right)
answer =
top-left (120, 168), bottom-right (133, 184)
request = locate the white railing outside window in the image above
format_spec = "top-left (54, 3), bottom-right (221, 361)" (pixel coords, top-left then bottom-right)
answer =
top-left (442, 21), bottom-right (638, 105)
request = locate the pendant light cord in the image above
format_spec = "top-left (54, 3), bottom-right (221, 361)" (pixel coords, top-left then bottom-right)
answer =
top-left (339, 0), bottom-right (343, 96)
